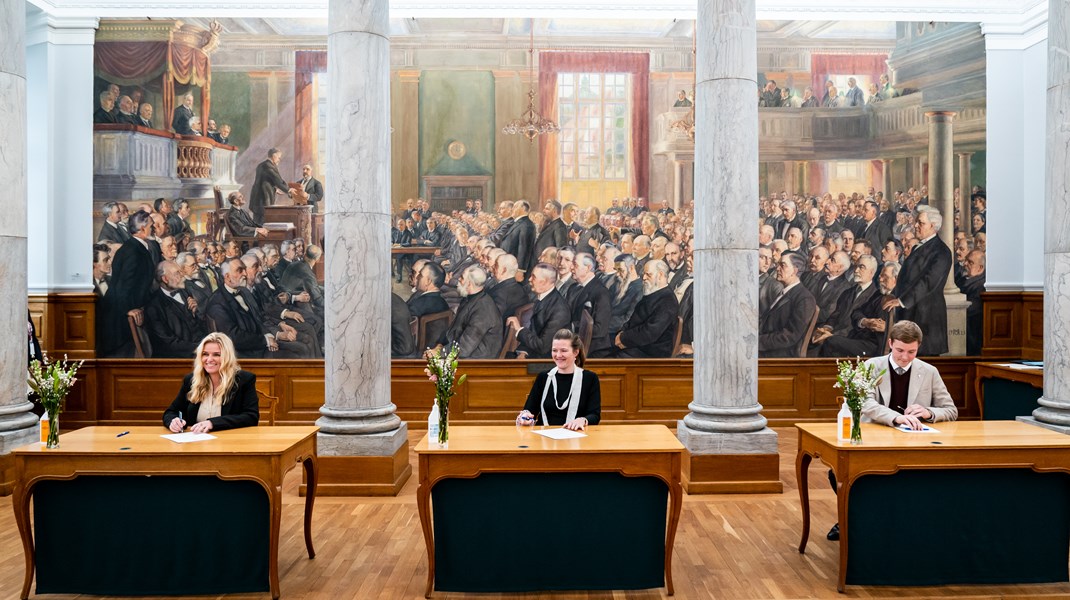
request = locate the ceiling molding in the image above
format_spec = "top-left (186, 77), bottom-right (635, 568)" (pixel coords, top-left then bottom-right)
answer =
top-left (981, 0), bottom-right (1048, 50)
top-left (25, 12), bottom-right (99, 46)
top-left (24, 0), bottom-right (1045, 22)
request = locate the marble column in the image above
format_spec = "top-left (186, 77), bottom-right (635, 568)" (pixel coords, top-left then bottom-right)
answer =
top-left (678, 0), bottom-right (780, 493)
top-left (926, 111), bottom-right (967, 355)
top-left (0, 0), bottom-right (37, 494)
top-left (881, 159), bottom-right (893, 200)
top-left (957, 152), bottom-right (972, 235)
top-left (1025, 0), bottom-right (1070, 433)
top-left (316, 0), bottom-right (410, 494)
top-left (673, 159), bottom-right (685, 211)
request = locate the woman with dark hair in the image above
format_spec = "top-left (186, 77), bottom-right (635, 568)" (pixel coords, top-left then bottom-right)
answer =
top-left (971, 212), bottom-right (987, 235)
top-left (163, 332), bottom-right (260, 433)
top-left (515, 329), bottom-right (601, 431)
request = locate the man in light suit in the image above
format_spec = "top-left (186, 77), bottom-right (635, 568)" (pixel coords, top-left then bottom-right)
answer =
top-left (861, 319), bottom-right (958, 428)
top-left (844, 77), bottom-right (865, 107)
top-left (826, 319), bottom-right (958, 541)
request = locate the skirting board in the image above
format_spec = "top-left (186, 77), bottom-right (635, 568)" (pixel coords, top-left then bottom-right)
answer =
top-left (300, 444), bottom-right (412, 497)
top-left (683, 452), bottom-right (783, 494)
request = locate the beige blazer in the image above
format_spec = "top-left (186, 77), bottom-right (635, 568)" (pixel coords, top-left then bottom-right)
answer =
top-left (860, 355), bottom-right (958, 426)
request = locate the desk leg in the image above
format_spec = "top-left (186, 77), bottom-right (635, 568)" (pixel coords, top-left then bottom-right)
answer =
top-left (796, 451), bottom-right (812, 553)
top-left (664, 457), bottom-right (683, 596)
top-left (269, 482), bottom-right (283, 600)
top-left (836, 476), bottom-right (849, 593)
top-left (13, 481), bottom-right (33, 600)
top-left (417, 456), bottom-right (434, 598)
top-left (302, 456), bottom-right (317, 559)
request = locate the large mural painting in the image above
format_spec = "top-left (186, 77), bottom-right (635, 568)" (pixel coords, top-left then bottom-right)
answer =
top-left (90, 18), bottom-right (987, 361)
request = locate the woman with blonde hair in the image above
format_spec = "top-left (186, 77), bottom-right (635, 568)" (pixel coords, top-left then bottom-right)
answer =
top-left (163, 332), bottom-right (260, 433)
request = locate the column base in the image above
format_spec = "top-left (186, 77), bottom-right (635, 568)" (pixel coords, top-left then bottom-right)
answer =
top-left (0, 426), bottom-right (41, 496)
top-left (1018, 415), bottom-right (1070, 436)
top-left (945, 291), bottom-right (968, 356)
top-left (301, 424), bottom-right (412, 496)
top-left (676, 423), bottom-right (782, 494)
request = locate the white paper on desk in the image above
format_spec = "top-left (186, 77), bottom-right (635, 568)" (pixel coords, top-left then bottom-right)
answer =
top-left (895, 425), bottom-right (940, 433)
top-left (161, 432), bottom-right (217, 443)
top-left (998, 363), bottom-right (1043, 370)
top-left (533, 428), bottom-right (587, 440)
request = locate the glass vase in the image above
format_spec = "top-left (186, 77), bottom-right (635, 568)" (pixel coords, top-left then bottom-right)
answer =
top-left (44, 410), bottom-right (60, 449)
top-left (436, 401), bottom-right (449, 448)
top-left (849, 405), bottom-right (862, 445)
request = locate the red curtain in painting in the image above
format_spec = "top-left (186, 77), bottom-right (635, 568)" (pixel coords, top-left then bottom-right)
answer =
top-left (536, 52), bottom-right (650, 202)
top-left (810, 54), bottom-right (889, 96)
top-left (95, 41), bottom-right (212, 135)
top-left (94, 42), bottom-right (170, 84)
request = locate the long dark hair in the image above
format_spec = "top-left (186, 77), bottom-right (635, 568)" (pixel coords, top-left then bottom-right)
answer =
top-left (553, 329), bottom-right (586, 367)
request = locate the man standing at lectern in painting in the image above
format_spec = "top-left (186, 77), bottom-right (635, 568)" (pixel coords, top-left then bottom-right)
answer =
top-left (250, 148), bottom-right (294, 224)
top-left (881, 206), bottom-right (952, 355)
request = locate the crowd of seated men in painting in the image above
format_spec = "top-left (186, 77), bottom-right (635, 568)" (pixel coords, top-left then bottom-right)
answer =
top-left (391, 184), bottom-right (987, 361)
top-left (758, 186), bottom-right (987, 359)
top-left (93, 198), bottom-right (324, 359)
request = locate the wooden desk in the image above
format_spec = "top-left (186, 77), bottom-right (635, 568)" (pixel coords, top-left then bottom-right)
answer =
top-left (974, 361), bottom-right (1043, 419)
top-left (12, 425), bottom-right (319, 600)
top-left (391, 246), bottom-right (440, 255)
top-left (265, 205), bottom-right (313, 242)
top-left (415, 424), bottom-right (684, 597)
top-left (796, 421), bottom-right (1070, 592)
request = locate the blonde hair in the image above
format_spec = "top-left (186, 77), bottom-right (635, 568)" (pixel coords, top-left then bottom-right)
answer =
top-left (187, 332), bottom-right (240, 405)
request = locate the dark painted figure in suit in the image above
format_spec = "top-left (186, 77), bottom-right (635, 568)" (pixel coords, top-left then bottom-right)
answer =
top-left (882, 208), bottom-right (952, 356)
top-left (163, 333), bottom-right (260, 433)
top-left (101, 211), bottom-right (157, 357)
top-left (249, 148), bottom-right (294, 224)
top-left (759, 252), bottom-right (817, 358)
top-left (171, 93), bottom-right (196, 135)
top-left (145, 260), bottom-right (209, 359)
top-left (609, 260), bottom-right (680, 358)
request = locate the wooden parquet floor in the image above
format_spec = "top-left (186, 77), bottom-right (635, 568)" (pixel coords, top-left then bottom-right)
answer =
top-left (2, 427), bottom-right (1069, 600)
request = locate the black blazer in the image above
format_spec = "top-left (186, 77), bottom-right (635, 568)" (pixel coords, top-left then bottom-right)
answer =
top-left (391, 293), bottom-right (415, 358)
top-left (568, 278), bottom-right (612, 355)
top-left (487, 279), bottom-right (530, 321)
top-left (618, 286), bottom-right (680, 358)
top-left (442, 290), bottom-right (503, 359)
top-left (163, 370), bottom-right (260, 431)
top-left (407, 291), bottom-right (449, 318)
top-left (204, 287), bottom-right (268, 358)
top-left (895, 236), bottom-right (953, 355)
top-left (303, 177), bottom-right (324, 207)
top-left (759, 283), bottom-right (817, 358)
top-left (499, 216), bottom-right (536, 274)
top-left (523, 369), bottom-right (601, 426)
top-left (517, 289), bottom-right (571, 358)
top-left (145, 289), bottom-right (208, 359)
top-left (534, 218), bottom-right (569, 259)
top-left (98, 221), bottom-right (130, 243)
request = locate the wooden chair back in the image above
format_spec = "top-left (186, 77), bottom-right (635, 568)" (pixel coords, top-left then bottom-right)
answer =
top-left (417, 310), bottom-right (454, 351)
top-left (256, 388), bottom-right (279, 426)
top-left (515, 303), bottom-right (535, 329)
top-left (797, 305), bottom-right (821, 358)
top-left (578, 309), bottom-right (594, 353)
top-left (498, 325), bottom-right (520, 359)
top-left (128, 314), bottom-right (152, 358)
top-left (670, 316), bottom-right (685, 358)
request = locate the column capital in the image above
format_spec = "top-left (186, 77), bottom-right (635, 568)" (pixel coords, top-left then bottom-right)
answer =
top-left (924, 110), bottom-right (958, 120)
top-left (26, 14), bottom-right (99, 46)
top-left (956, 151), bottom-right (975, 158)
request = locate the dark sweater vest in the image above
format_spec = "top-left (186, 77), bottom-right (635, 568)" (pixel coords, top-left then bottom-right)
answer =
top-left (888, 365), bottom-right (911, 413)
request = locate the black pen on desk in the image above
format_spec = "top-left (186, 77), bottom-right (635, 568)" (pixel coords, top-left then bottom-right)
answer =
top-left (116, 431), bottom-right (130, 438)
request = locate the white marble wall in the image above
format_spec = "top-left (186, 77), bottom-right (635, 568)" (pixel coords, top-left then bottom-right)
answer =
top-left (25, 14), bottom-right (96, 294)
top-left (1034, 0), bottom-right (1070, 430)
top-left (678, 0), bottom-right (775, 454)
top-left (0, 0), bottom-right (38, 451)
top-left (318, 0), bottom-right (406, 453)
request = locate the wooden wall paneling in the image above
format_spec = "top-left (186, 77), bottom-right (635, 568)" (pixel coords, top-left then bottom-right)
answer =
top-left (67, 357), bottom-right (981, 430)
top-left (30, 293), bottom-right (97, 360)
top-left (1023, 292), bottom-right (1044, 360)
